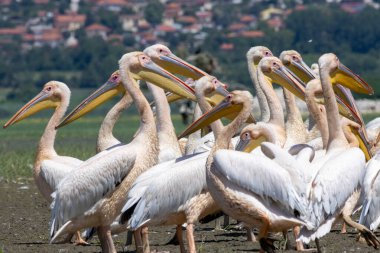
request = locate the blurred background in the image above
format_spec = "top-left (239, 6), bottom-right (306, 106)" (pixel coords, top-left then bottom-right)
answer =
top-left (1, 0), bottom-right (380, 180)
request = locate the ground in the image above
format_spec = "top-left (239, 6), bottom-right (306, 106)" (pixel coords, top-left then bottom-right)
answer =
top-left (0, 181), bottom-right (378, 253)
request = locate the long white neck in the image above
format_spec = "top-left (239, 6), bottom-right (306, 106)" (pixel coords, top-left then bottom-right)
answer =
top-left (257, 69), bottom-right (285, 128)
top-left (96, 93), bottom-right (133, 152)
top-left (283, 88), bottom-right (306, 143)
top-left (37, 96), bottom-right (69, 159)
top-left (147, 82), bottom-right (181, 157)
top-left (319, 67), bottom-right (348, 150)
top-left (119, 69), bottom-right (156, 142)
top-left (248, 60), bottom-right (270, 122)
top-left (195, 87), bottom-right (223, 138)
top-left (185, 104), bottom-right (202, 155)
top-left (305, 82), bottom-right (329, 149)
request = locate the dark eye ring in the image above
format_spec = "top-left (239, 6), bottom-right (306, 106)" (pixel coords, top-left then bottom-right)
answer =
top-left (47, 87), bottom-right (51, 91)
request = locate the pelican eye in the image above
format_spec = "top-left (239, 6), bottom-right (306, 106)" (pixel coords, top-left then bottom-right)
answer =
top-left (46, 87), bottom-right (52, 91)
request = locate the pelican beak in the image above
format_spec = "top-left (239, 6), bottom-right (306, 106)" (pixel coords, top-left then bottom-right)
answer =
top-left (331, 63), bottom-right (374, 95)
top-left (334, 84), bottom-right (364, 125)
top-left (56, 79), bottom-right (124, 128)
top-left (207, 86), bottom-right (255, 124)
top-left (166, 92), bottom-right (183, 103)
top-left (178, 94), bottom-right (242, 139)
top-left (270, 66), bottom-right (306, 100)
top-left (352, 127), bottom-right (373, 161)
top-left (235, 136), bottom-right (266, 152)
top-left (3, 90), bottom-right (57, 128)
top-left (290, 60), bottom-right (316, 83)
top-left (134, 60), bottom-right (196, 101)
top-left (158, 53), bottom-right (207, 79)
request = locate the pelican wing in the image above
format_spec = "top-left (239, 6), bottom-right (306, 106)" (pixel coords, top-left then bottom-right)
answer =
top-left (359, 153), bottom-right (380, 230)
top-left (123, 152), bottom-right (209, 229)
top-left (213, 149), bottom-right (306, 214)
top-left (41, 160), bottom-right (78, 191)
top-left (50, 146), bottom-right (136, 237)
top-left (307, 147), bottom-right (366, 227)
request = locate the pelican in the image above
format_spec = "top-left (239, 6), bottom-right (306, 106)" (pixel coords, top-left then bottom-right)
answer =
top-left (298, 53), bottom-right (377, 248)
top-left (49, 52), bottom-right (195, 253)
top-left (3, 81), bottom-right (88, 245)
top-left (119, 76), bottom-right (228, 253)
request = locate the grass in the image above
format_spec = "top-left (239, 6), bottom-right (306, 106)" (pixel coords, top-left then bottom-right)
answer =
top-left (0, 113), bottom-right (187, 182)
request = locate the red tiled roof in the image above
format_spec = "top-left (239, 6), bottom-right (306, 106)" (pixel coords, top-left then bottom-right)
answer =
top-left (228, 23), bottom-right (246, 31)
top-left (240, 15), bottom-right (256, 23)
top-left (85, 23), bottom-right (110, 32)
top-left (166, 2), bottom-right (181, 10)
top-left (241, 30), bottom-right (265, 38)
top-left (40, 29), bottom-right (63, 42)
top-left (220, 43), bottom-right (234, 51)
top-left (22, 33), bottom-right (34, 41)
top-left (177, 16), bottom-right (197, 24)
top-left (196, 11), bottom-right (212, 18)
top-left (157, 25), bottom-right (176, 32)
top-left (97, 0), bottom-right (127, 6)
top-left (0, 26), bottom-right (26, 35)
top-left (295, 4), bottom-right (306, 11)
top-left (55, 14), bottom-right (86, 24)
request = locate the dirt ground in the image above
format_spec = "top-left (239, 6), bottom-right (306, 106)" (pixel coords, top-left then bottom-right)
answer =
top-left (0, 182), bottom-right (378, 253)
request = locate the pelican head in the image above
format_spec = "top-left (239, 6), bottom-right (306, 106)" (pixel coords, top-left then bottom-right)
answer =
top-left (178, 90), bottom-right (254, 139)
top-left (4, 81), bottom-right (69, 128)
top-left (235, 124), bottom-right (267, 152)
top-left (144, 44), bottom-right (207, 79)
top-left (279, 50), bottom-right (316, 82)
top-left (246, 46), bottom-right (273, 66)
top-left (259, 56), bottom-right (306, 100)
top-left (318, 53), bottom-right (373, 95)
top-left (57, 71), bottom-right (123, 128)
top-left (195, 75), bottom-right (229, 101)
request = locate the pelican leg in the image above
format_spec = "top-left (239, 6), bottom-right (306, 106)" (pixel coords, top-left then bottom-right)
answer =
top-left (176, 224), bottom-right (186, 253)
top-left (141, 226), bottom-right (150, 253)
top-left (280, 230), bottom-right (288, 250)
top-left (186, 223), bottom-right (197, 253)
top-left (246, 227), bottom-right (257, 242)
top-left (258, 217), bottom-right (275, 253)
top-left (74, 230), bottom-right (90, 246)
top-left (134, 228), bottom-right (143, 253)
top-left (340, 222), bottom-right (347, 234)
top-left (223, 215), bottom-right (229, 228)
top-left (97, 225), bottom-right (116, 253)
top-left (124, 230), bottom-right (133, 249)
top-left (342, 214), bottom-right (380, 249)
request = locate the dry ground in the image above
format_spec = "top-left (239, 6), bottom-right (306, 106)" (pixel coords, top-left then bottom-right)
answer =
top-left (0, 181), bottom-right (378, 253)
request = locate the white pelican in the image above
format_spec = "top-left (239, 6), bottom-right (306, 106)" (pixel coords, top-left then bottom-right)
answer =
top-left (119, 76), bottom-right (228, 253)
top-left (49, 52), bottom-right (195, 253)
top-left (3, 81), bottom-right (87, 245)
top-left (298, 53), bottom-right (377, 248)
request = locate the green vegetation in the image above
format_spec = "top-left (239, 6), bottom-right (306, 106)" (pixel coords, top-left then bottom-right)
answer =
top-left (0, 113), bottom-right (187, 182)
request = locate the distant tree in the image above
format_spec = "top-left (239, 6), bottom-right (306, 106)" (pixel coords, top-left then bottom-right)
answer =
top-left (144, 0), bottom-right (164, 26)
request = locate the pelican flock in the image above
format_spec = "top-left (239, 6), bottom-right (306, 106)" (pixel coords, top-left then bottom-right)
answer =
top-left (3, 43), bottom-right (380, 253)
